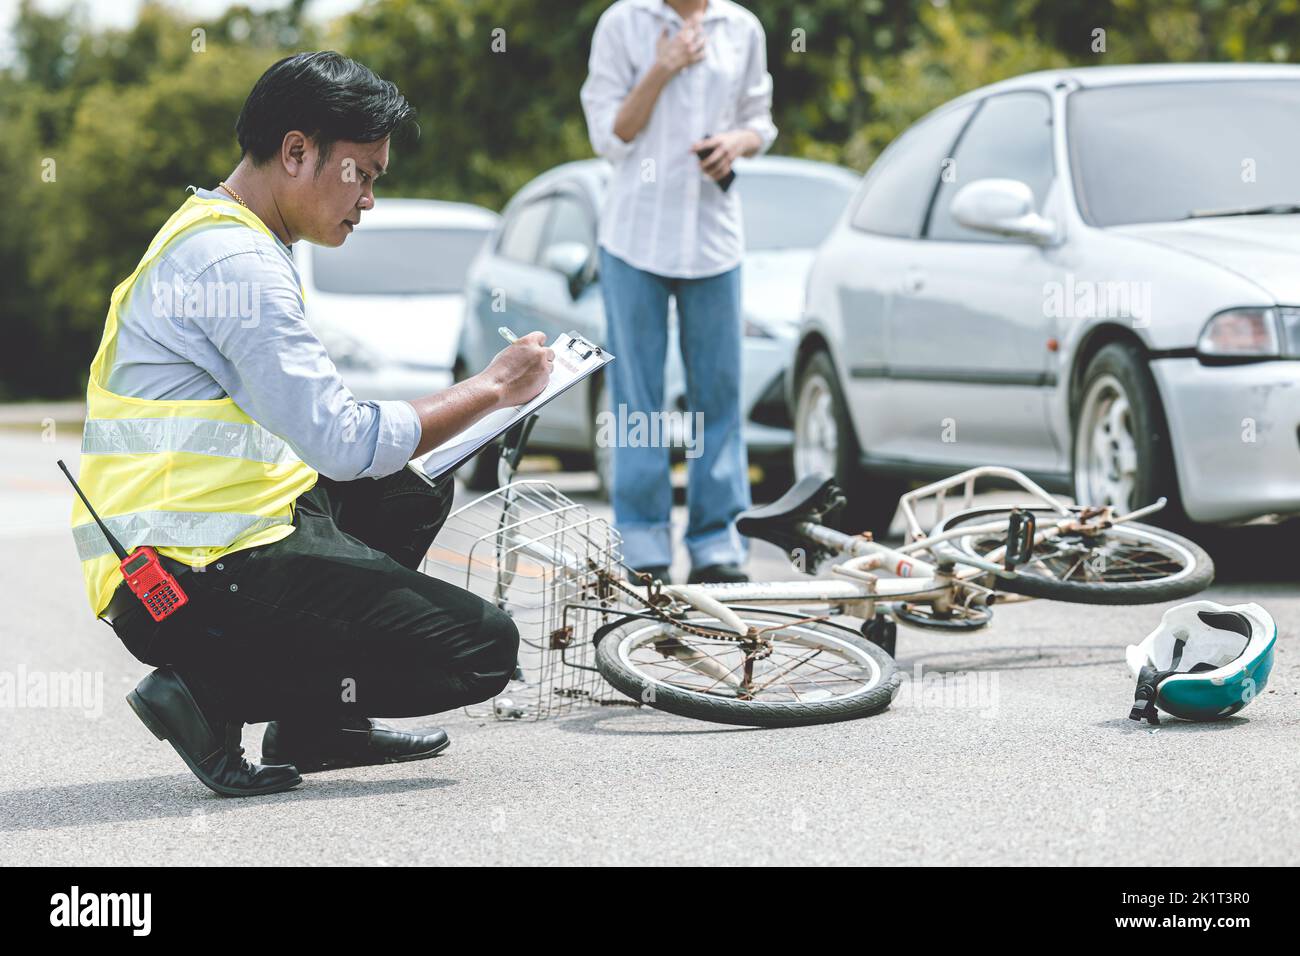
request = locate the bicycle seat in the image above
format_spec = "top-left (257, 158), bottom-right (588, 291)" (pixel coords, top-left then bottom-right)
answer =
top-left (736, 473), bottom-right (845, 559)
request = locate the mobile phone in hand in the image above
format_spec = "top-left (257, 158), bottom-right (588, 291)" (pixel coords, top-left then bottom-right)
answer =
top-left (695, 133), bottom-right (736, 192)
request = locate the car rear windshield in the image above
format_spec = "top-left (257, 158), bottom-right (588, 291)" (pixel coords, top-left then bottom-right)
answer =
top-left (311, 227), bottom-right (491, 295)
top-left (735, 173), bottom-right (856, 251)
top-left (1069, 79), bottom-right (1300, 227)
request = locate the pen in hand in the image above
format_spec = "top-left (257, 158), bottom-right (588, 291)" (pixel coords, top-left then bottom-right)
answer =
top-left (492, 326), bottom-right (556, 403)
top-left (500, 325), bottom-right (557, 381)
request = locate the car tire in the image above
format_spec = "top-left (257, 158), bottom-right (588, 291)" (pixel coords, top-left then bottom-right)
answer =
top-left (793, 350), bottom-right (904, 537)
top-left (1072, 341), bottom-right (1185, 524)
top-left (752, 454), bottom-right (795, 504)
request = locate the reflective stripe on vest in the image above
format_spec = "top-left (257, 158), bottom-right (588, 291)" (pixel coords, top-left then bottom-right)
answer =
top-left (81, 418), bottom-right (301, 464)
top-left (72, 511), bottom-right (292, 562)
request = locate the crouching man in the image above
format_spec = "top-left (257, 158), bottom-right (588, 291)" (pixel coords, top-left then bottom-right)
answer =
top-left (71, 51), bottom-right (553, 796)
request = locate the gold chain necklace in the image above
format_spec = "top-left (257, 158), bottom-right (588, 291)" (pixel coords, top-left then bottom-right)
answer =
top-left (217, 180), bottom-right (248, 208)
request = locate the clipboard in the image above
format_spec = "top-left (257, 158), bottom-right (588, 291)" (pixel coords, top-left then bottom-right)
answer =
top-left (408, 331), bottom-right (614, 482)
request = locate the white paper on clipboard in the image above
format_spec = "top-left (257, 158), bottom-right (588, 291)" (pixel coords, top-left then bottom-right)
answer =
top-left (407, 332), bottom-right (613, 482)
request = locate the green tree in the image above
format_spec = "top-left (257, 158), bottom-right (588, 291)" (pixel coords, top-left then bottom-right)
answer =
top-left (5, 0), bottom-right (1300, 400)
top-left (847, 2), bottom-right (1068, 170)
top-left (332, 0), bottom-right (604, 208)
top-left (0, 1), bottom-right (301, 397)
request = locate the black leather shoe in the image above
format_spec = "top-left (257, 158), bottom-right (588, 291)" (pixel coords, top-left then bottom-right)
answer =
top-left (126, 668), bottom-right (302, 798)
top-left (261, 717), bottom-right (450, 773)
top-left (687, 563), bottom-right (750, 584)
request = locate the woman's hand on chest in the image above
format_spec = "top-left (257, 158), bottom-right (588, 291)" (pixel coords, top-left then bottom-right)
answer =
top-left (640, 15), bottom-right (744, 87)
top-left (654, 13), bottom-right (707, 75)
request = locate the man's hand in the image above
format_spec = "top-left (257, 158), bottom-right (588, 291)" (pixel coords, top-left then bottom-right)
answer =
top-left (655, 17), bottom-right (706, 75)
top-left (483, 331), bottom-right (554, 408)
top-left (689, 129), bottom-right (762, 182)
top-left (406, 331), bottom-right (554, 459)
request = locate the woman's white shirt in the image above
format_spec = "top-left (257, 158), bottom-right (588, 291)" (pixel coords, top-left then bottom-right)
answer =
top-left (580, 0), bottom-right (777, 279)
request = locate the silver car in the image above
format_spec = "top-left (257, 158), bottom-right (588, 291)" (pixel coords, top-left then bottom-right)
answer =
top-left (458, 155), bottom-right (858, 492)
top-left (794, 63), bottom-right (1300, 534)
top-left (296, 199), bottom-right (498, 399)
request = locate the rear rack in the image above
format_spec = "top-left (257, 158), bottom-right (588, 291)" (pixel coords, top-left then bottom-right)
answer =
top-left (897, 466), bottom-right (1071, 545)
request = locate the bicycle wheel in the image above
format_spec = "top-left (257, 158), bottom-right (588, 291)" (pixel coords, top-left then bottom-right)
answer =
top-left (930, 506), bottom-right (1214, 605)
top-left (594, 607), bottom-right (900, 727)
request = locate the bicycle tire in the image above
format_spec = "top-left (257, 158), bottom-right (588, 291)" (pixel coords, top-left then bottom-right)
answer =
top-left (931, 506), bottom-right (1214, 605)
top-left (595, 607), bottom-right (900, 727)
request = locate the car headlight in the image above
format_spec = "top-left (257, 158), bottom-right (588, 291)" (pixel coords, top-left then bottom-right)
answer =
top-left (1197, 307), bottom-right (1281, 359)
top-left (1278, 308), bottom-right (1300, 356)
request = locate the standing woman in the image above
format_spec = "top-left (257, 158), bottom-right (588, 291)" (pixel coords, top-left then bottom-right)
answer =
top-left (580, 0), bottom-right (777, 584)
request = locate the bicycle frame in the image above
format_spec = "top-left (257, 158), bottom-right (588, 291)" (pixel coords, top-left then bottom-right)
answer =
top-left (653, 465), bottom-right (1169, 637)
top-left (657, 536), bottom-right (965, 637)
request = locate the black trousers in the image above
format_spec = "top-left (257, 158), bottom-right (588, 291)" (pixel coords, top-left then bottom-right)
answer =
top-left (109, 467), bottom-right (520, 725)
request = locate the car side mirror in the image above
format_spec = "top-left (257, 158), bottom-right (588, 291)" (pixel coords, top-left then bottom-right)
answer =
top-left (950, 178), bottom-right (1058, 244)
top-left (541, 241), bottom-right (593, 297)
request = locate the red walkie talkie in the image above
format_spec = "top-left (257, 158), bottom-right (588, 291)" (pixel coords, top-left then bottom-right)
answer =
top-left (58, 459), bottom-right (189, 622)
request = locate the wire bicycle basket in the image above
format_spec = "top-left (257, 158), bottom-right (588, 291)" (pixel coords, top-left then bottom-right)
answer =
top-left (421, 479), bottom-right (632, 720)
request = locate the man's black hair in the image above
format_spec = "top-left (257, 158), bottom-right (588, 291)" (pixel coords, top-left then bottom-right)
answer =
top-left (236, 51), bottom-right (417, 173)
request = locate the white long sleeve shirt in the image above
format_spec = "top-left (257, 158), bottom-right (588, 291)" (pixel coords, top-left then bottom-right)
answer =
top-left (580, 0), bottom-right (778, 279)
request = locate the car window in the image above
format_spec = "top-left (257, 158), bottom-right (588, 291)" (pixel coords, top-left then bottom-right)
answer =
top-left (736, 172), bottom-right (856, 250)
top-left (311, 228), bottom-right (492, 295)
top-left (497, 197), bottom-right (553, 264)
top-left (543, 193), bottom-right (594, 251)
top-left (1069, 80), bottom-right (1300, 226)
top-left (927, 92), bottom-right (1055, 242)
top-left (850, 103), bottom-right (975, 238)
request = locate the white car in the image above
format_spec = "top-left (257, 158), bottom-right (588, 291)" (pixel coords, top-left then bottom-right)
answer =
top-left (795, 63), bottom-right (1300, 534)
top-left (296, 198), bottom-right (498, 399)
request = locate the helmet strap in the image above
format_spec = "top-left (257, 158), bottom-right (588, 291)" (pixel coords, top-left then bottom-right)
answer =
top-left (1128, 663), bottom-right (1173, 726)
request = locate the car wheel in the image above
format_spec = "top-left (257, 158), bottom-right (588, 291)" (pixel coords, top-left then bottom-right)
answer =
top-left (1072, 342), bottom-right (1183, 522)
top-left (794, 351), bottom-right (904, 536)
top-left (752, 454), bottom-right (795, 503)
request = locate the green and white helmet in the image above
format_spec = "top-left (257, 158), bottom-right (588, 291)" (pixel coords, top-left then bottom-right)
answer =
top-left (1126, 600), bottom-right (1276, 725)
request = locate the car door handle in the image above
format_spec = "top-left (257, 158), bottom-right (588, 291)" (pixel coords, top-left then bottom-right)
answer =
top-left (902, 268), bottom-right (926, 294)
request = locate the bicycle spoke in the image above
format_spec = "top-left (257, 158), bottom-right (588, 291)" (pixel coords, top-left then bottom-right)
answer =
top-left (759, 650), bottom-right (857, 702)
top-left (1091, 547), bottom-right (1179, 579)
top-left (695, 654), bottom-right (752, 696)
top-left (642, 643), bottom-right (848, 701)
top-left (632, 640), bottom-right (750, 695)
top-left (969, 519), bottom-right (1188, 587)
top-left (613, 616), bottom-right (885, 706)
top-left (750, 642), bottom-right (875, 700)
top-left (749, 648), bottom-right (824, 698)
top-left (762, 645), bottom-right (868, 683)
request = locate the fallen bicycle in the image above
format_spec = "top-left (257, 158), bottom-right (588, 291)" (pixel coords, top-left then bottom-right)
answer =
top-left (422, 466), bottom-right (1213, 728)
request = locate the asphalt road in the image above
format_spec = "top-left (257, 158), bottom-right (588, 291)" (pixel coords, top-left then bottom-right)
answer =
top-left (2, 422), bottom-right (1298, 866)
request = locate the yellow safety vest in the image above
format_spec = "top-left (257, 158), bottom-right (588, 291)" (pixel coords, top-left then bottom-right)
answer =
top-left (72, 194), bottom-right (318, 616)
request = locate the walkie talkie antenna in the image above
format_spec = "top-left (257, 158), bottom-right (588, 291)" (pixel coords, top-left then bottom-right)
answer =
top-left (57, 459), bottom-right (129, 561)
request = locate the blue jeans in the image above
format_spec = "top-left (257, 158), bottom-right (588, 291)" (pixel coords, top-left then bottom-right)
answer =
top-left (599, 247), bottom-right (751, 570)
